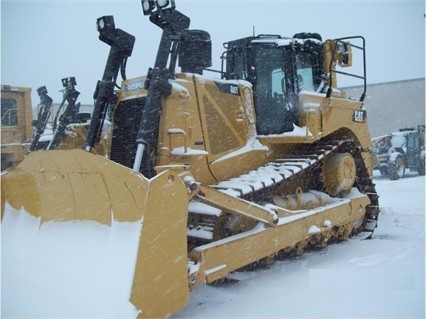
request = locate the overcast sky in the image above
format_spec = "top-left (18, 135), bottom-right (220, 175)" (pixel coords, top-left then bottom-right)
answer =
top-left (1, 0), bottom-right (425, 105)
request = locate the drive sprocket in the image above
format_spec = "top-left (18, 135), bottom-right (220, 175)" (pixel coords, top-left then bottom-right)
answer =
top-left (322, 152), bottom-right (356, 196)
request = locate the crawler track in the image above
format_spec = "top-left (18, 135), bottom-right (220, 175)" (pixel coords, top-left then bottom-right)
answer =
top-left (187, 139), bottom-right (379, 264)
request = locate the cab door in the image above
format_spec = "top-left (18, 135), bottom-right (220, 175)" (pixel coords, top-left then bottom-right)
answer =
top-left (405, 132), bottom-right (421, 168)
top-left (252, 45), bottom-right (297, 135)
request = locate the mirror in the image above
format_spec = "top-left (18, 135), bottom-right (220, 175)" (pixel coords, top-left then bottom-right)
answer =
top-left (337, 41), bottom-right (352, 67)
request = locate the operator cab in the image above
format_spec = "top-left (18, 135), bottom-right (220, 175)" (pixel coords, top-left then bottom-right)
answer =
top-left (223, 33), bottom-right (324, 135)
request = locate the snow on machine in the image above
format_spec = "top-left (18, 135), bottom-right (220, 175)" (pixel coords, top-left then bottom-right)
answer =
top-left (1, 1), bottom-right (379, 318)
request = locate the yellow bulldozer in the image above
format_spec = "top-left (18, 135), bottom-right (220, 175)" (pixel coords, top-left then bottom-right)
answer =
top-left (1, 1), bottom-right (379, 318)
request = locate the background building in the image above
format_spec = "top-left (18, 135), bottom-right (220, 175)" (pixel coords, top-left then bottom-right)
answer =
top-left (345, 78), bottom-right (425, 138)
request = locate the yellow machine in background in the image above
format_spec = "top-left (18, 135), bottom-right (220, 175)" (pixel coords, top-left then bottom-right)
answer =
top-left (1, 85), bottom-right (33, 170)
top-left (372, 125), bottom-right (425, 179)
top-left (1, 78), bottom-right (109, 171)
top-left (2, 1), bottom-right (379, 318)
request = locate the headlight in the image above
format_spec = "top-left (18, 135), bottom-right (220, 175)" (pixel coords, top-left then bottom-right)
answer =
top-left (96, 16), bottom-right (115, 32)
top-left (142, 0), bottom-right (175, 15)
top-left (97, 18), bottom-right (105, 31)
top-left (142, 0), bottom-right (155, 15)
top-left (157, 0), bottom-right (169, 8)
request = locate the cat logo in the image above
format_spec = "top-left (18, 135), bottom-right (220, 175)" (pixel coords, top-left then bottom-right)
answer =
top-left (215, 82), bottom-right (240, 96)
top-left (353, 109), bottom-right (367, 123)
top-left (229, 85), bottom-right (239, 95)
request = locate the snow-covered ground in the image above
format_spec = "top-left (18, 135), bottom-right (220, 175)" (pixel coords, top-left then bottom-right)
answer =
top-left (1, 170), bottom-right (424, 318)
top-left (175, 170), bottom-right (425, 318)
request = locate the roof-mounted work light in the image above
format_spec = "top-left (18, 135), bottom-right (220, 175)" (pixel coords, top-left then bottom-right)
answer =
top-left (142, 0), bottom-right (155, 15)
top-left (157, 0), bottom-right (170, 8)
top-left (96, 16), bottom-right (115, 32)
top-left (141, 0), bottom-right (175, 15)
top-left (61, 77), bottom-right (77, 88)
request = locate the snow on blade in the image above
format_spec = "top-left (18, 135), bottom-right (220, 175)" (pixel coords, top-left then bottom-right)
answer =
top-left (1, 204), bottom-right (142, 318)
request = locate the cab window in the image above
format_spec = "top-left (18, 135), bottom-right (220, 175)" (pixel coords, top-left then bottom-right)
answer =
top-left (407, 134), bottom-right (419, 149)
top-left (296, 52), bottom-right (321, 91)
top-left (272, 68), bottom-right (286, 96)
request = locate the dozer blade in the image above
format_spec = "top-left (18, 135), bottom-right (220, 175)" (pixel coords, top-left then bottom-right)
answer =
top-left (2, 149), bottom-right (150, 224)
top-left (2, 149), bottom-right (190, 318)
